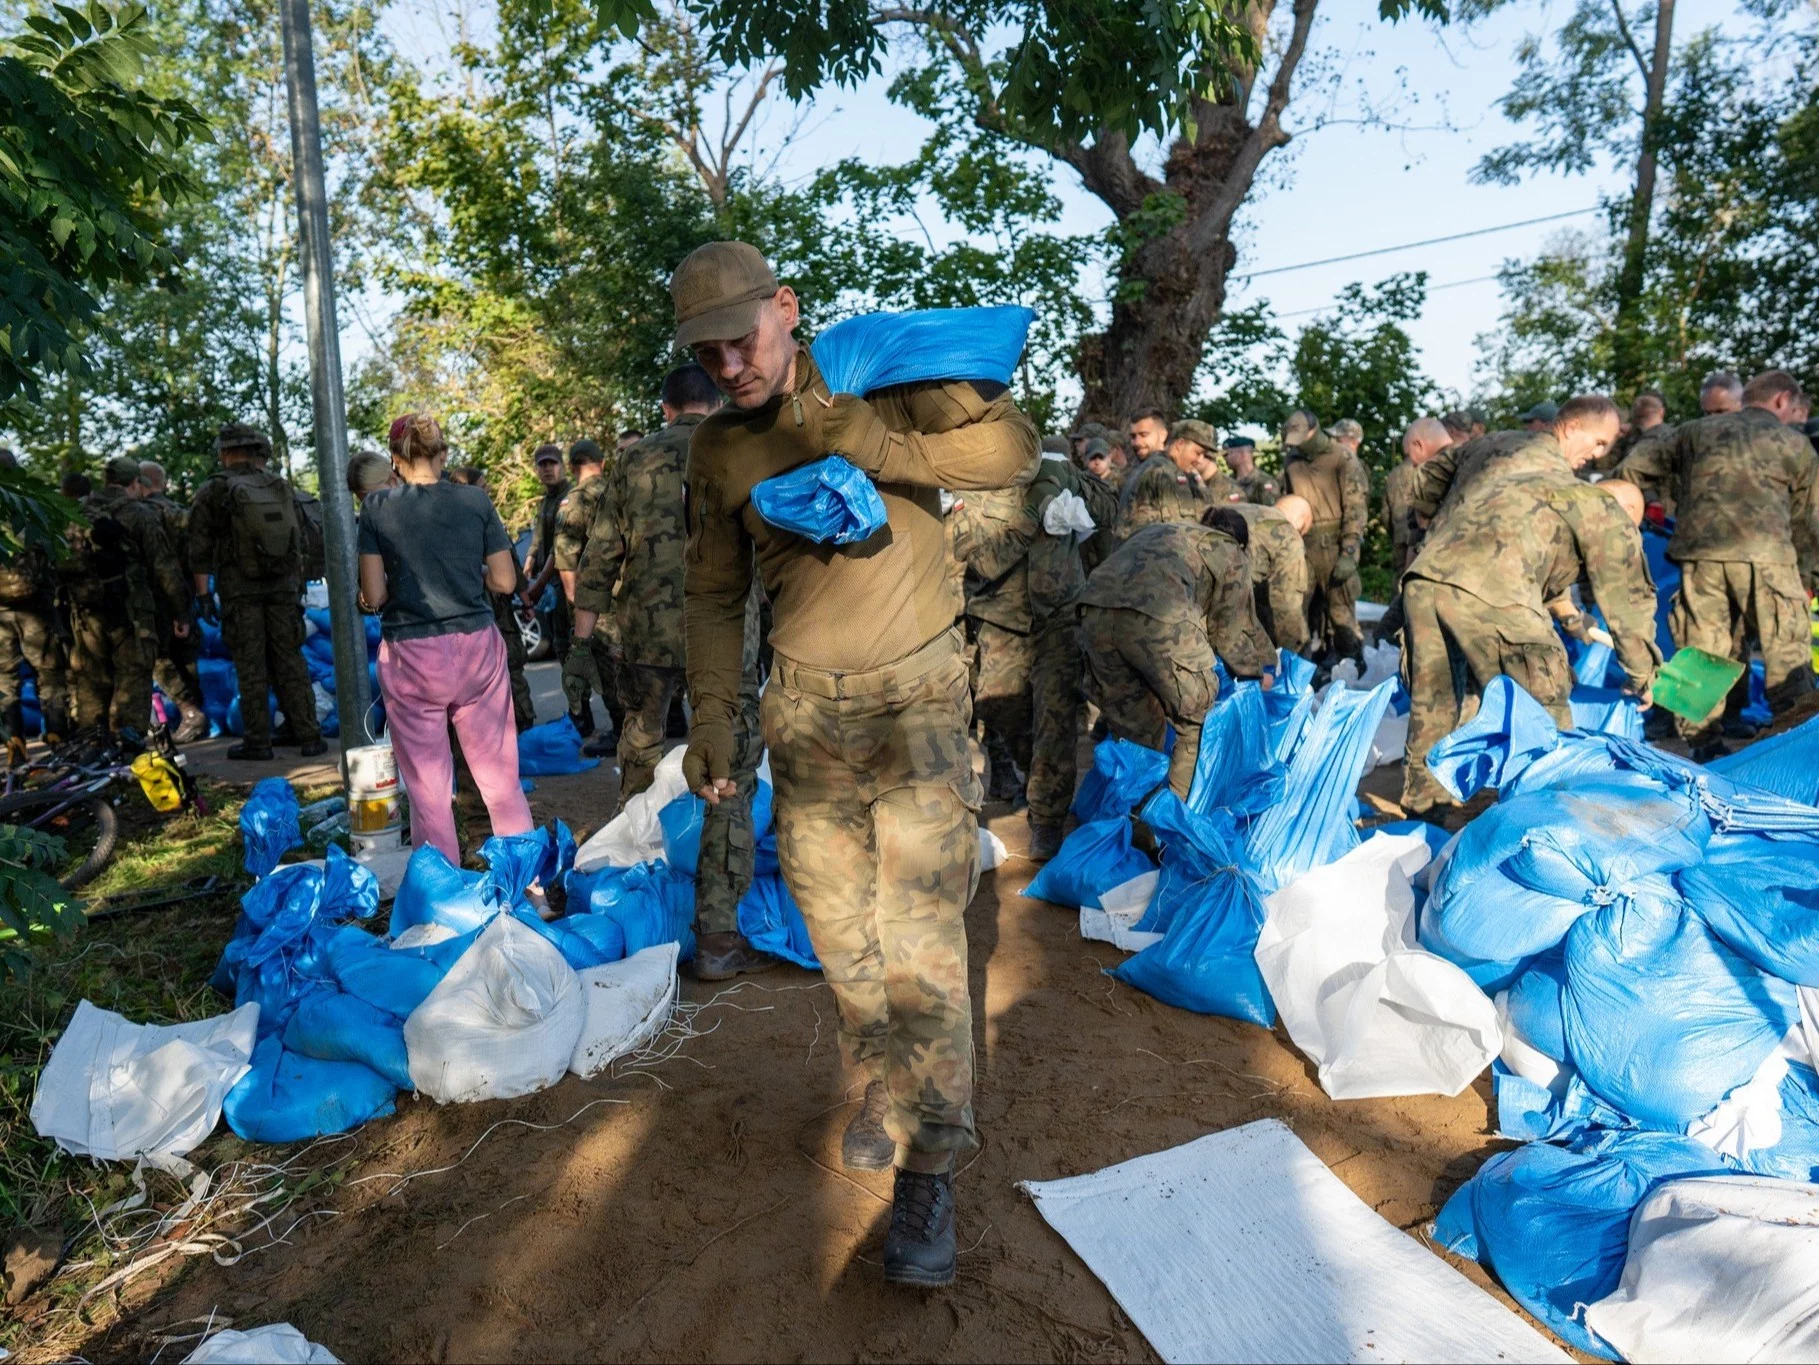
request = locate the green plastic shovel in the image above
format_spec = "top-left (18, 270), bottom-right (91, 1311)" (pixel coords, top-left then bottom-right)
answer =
top-left (1651, 646), bottom-right (1747, 721)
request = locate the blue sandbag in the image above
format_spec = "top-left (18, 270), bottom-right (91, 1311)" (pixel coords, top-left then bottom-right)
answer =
top-left (1568, 686), bottom-right (1642, 740)
top-left (1737, 1061), bottom-right (1819, 1183)
top-left (1072, 739), bottom-right (1170, 823)
top-left (281, 988), bottom-right (412, 1091)
top-left (1111, 867), bottom-right (1274, 1027)
top-left (1563, 879), bottom-right (1799, 1130)
top-left (325, 923), bottom-right (477, 1018)
top-left (1709, 710), bottom-right (1819, 806)
top-left (1133, 789), bottom-right (1241, 935)
top-left (1432, 1129), bottom-right (1728, 1358)
top-left (748, 456), bottom-right (888, 546)
top-left (515, 715), bottom-right (600, 776)
top-left (511, 908), bottom-right (622, 971)
top-left (1186, 682), bottom-right (1282, 820)
top-left (240, 777), bottom-right (301, 878)
top-left (387, 844), bottom-right (501, 938)
top-left (1424, 675), bottom-right (1566, 801)
top-left (1264, 651), bottom-right (1318, 763)
top-left (809, 305), bottom-right (1035, 394)
top-left (587, 862), bottom-right (696, 961)
top-left (1504, 950), bottom-right (1569, 1064)
top-left (478, 821), bottom-right (576, 908)
top-left (224, 1035), bottom-right (396, 1143)
top-left (737, 874), bottom-right (819, 969)
top-left (198, 656), bottom-right (236, 733)
top-left (658, 792), bottom-right (706, 877)
top-left (1021, 818), bottom-right (1154, 911)
top-left (1244, 678), bottom-right (1395, 894)
top-left (1677, 833), bottom-right (1819, 985)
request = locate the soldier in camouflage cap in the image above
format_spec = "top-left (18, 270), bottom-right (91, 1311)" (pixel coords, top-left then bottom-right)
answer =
top-left (1068, 420), bottom-right (1111, 463)
top-left (1078, 510), bottom-right (1277, 800)
top-left (1113, 420), bottom-right (1241, 540)
top-left (1613, 370), bottom-right (1818, 756)
top-left (1280, 409), bottom-right (1369, 671)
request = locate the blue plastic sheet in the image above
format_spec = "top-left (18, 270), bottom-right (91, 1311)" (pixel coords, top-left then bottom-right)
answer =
top-left (1264, 651), bottom-right (1318, 763)
top-left (737, 874), bottom-right (819, 969)
top-left (1504, 950), bottom-right (1569, 1064)
top-left (1709, 711), bottom-right (1819, 806)
top-left (1071, 739), bottom-right (1170, 824)
top-left (1111, 867), bottom-right (1274, 1027)
top-left (516, 715), bottom-right (600, 776)
top-left (281, 988), bottom-right (412, 1091)
top-left (658, 792), bottom-right (705, 877)
top-left (512, 907), bottom-right (622, 971)
top-left (478, 821), bottom-right (576, 908)
top-left (387, 844), bottom-right (502, 939)
top-left (809, 305), bottom-right (1035, 394)
top-left (748, 456), bottom-right (888, 546)
top-left (585, 861), bottom-right (697, 961)
top-left (1022, 818), bottom-right (1155, 911)
top-left (1677, 833), bottom-right (1819, 985)
top-left (240, 777), bottom-right (301, 878)
top-left (1432, 1129), bottom-right (1728, 1358)
top-left (224, 1035), bottom-right (396, 1143)
top-left (1134, 789), bottom-right (1241, 936)
top-left (325, 923), bottom-right (476, 1019)
top-left (1185, 682), bottom-right (1283, 820)
top-left (1568, 686), bottom-right (1643, 740)
top-left (1425, 676), bottom-right (1566, 801)
top-left (1642, 523), bottom-right (1680, 659)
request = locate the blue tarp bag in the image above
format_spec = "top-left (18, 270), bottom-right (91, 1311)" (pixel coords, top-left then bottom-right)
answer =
top-left (1111, 867), bottom-right (1275, 1027)
top-left (325, 923), bottom-right (477, 1019)
top-left (198, 656), bottom-right (236, 734)
top-left (1642, 523), bottom-right (1679, 658)
top-left (1244, 677), bottom-right (1395, 894)
top-left (1677, 833), bottom-right (1819, 985)
top-left (241, 777), bottom-right (301, 878)
top-left (511, 908), bottom-right (623, 971)
top-left (478, 821), bottom-right (576, 908)
top-left (1186, 682), bottom-right (1282, 820)
top-left (737, 874), bottom-right (819, 969)
top-left (1736, 1061), bottom-right (1819, 1182)
top-left (1423, 675), bottom-right (1566, 801)
top-left (515, 715), bottom-right (600, 776)
top-left (1504, 949), bottom-right (1570, 1064)
top-left (809, 305), bottom-right (1035, 394)
top-left (1021, 818), bottom-right (1154, 910)
top-left (1071, 739), bottom-right (1170, 823)
top-left (1569, 686), bottom-right (1642, 740)
top-left (588, 862), bottom-right (697, 961)
top-left (1133, 789), bottom-right (1241, 935)
top-left (1709, 711), bottom-right (1819, 807)
top-left (748, 457), bottom-right (888, 546)
top-left (658, 792), bottom-right (706, 877)
top-left (1264, 651), bottom-right (1318, 762)
top-left (281, 987), bottom-right (412, 1091)
top-left (224, 1035), bottom-right (396, 1143)
top-left (1432, 1129), bottom-right (1728, 1358)
top-left (387, 844), bottom-right (501, 938)
top-left (1563, 879), bottom-right (1799, 1130)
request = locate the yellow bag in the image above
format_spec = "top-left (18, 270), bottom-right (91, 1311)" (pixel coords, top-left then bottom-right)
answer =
top-left (131, 752), bottom-right (186, 813)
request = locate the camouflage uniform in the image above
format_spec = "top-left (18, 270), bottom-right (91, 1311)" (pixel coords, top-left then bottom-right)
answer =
top-left (555, 471), bottom-right (623, 734)
top-left (1404, 430), bottom-right (1565, 528)
top-left (529, 478), bottom-right (572, 660)
top-left (572, 415), bottom-right (699, 800)
top-left (1233, 502), bottom-right (1310, 653)
top-left (65, 485), bottom-right (190, 734)
top-left (0, 547), bottom-right (68, 740)
top-left (1614, 406), bottom-right (1819, 745)
top-left (1584, 419), bottom-right (1672, 481)
top-left (950, 484), bottom-right (1035, 795)
top-left (686, 346), bottom-right (1037, 1168)
top-left (187, 465), bottom-right (321, 749)
top-left (695, 583), bottom-right (764, 936)
top-left (1401, 477), bottom-right (1662, 810)
top-left (1384, 458), bottom-right (1427, 576)
top-left (1112, 453), bottom-right (1240, 540)
top-left (492, 569), bottom-right (535, 730)
top-left (144, 489), bottom-right (203, 709)
top-left (1283, 430), bottom-right (1369, 661)
top-left (1234, 468), bottom-right (1282, 505)
top-left (1077, 521), bottom-right (1277, 799)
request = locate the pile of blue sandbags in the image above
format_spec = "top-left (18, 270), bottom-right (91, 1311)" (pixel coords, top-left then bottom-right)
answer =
top-left (195, 611), bottom-right (384, 740)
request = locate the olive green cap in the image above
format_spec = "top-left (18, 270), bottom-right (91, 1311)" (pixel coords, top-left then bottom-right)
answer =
top-left (671, 242), bottom-right (780, 347)
top-left (1069, 420), bottom-right (1110, 441)
top-left (1168, 419), bottom-right (1219, 453)
top-left (1040, 435), bottom-right (1070, 455)
top-left (568, 438), bottom-right (604, 468)
top-left (1222, 434), bottom-right (1256, 450)
top-left (1330, 418), bottom-right (1363, 441)
top-left (1520, 400), bottom-right (1560, 423)
top-left (533, 443), bottom-right (563, 465)
top-left (216, 422), bottom-right (271, 459)
top-left (104, 454), bottom-right (145, 485)
top-left (1083, 438), bottom-right (1112, 458)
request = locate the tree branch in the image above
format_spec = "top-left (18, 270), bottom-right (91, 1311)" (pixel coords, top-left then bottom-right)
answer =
top-left (1608, 0), bottom-right (1652, 85)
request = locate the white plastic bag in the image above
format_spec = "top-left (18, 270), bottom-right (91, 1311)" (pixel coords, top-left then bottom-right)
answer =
top-left (1255, 832), bottom-right (1500, 1100)
top-left (1493, 989), bottom-right (1568, 1092)
top-left (1078, 872), bottom-right (1162, 953)
top-left (1368, 709), bottom-right (1408, 769)
top-left (978, 827), bottom-right (1008, 871)
top-left (31, 1001), bottom-right (259, 1173)
top-left (1585, 1175), bottom-right (1819, 1363)
top-left (569, 943), bottom-right (680, 1077)
top-left (405, 915), bottom-right (584, 1103)
top-left (184, 1324), bottom-right (340, 1364)
top-left (573, 747), bottom-right (690, 872)
top-left (1042, 488), bottom-right (1097, 543)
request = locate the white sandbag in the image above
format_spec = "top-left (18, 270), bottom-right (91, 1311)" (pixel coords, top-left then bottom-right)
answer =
top-left (1042, 487), bottom-right (1097, 542)
top-left (405, 915), bottom-right (584, 1103)
top-left (1079, 872), bottom-right (1163, 953)
top-left (569, 943), bottom-right (680, 1077)
top-left (573, 746), bottom-right (690, 872)
top-left (978, 827), bottom-right (1008, 871)
top-left (184, 1324), bottom-right (340, 1364)
top-left (31, 1000), bottom-right (259, 1173)
top-left (1255, 832), bottom-right (1500, 1100)
top-left (1368, 709), bottom-right (1408, 769)
top-left (1329, 640), bottom-right (1400, 691)
top-left (1493, 989), bottom-right (1567, 1091)
top-left (1585, 1175), bottom-right (1819, 1363)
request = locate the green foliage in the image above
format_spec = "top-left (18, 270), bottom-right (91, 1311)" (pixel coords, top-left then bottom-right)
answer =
top-left (0, 2), bottom-right (206, 410)
top-left (0, 822), bottom-right (79, 979)
top-left (0, 462), bottom-right (83, 558)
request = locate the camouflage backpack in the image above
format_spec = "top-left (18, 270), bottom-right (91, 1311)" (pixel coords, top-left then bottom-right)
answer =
top-left (0, 546), bottom-right (44, 603)
top-left (291, 488), bottom-right (327, 582)
top-left (226, 466), bottom-right (301, 580)
top-left (61, 497), bottom-right (133, 606)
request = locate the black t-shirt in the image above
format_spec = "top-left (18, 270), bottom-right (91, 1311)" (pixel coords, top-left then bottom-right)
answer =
top-left (357, 482), bottom-right (511, 641)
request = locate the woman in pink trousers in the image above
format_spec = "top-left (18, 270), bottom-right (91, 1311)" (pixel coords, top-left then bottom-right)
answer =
top-left (357, 413), bottom-right (535, 863)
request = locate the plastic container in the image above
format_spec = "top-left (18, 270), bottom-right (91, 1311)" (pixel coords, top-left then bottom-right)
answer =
top-left (345, 742), bottom-right (401, 838)
top-left (1652, 647), bottom-right (1747, 721)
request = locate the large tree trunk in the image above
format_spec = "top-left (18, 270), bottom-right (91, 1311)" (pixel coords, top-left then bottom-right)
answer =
top-left (1611, 0), bottom-right (1676, 393)
top-left (1072, 0), bottom-right (1316, 425)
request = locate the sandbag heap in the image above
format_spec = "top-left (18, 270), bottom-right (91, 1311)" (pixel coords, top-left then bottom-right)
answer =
top-left (196, 602), bottom-right (384, 741)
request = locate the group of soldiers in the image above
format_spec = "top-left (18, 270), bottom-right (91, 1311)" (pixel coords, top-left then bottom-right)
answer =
top-left (0, 426), bottom-right (329, 764)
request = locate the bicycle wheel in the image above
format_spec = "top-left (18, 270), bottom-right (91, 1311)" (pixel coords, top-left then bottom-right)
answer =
top-left (0, 791), bottom-right (119, 890)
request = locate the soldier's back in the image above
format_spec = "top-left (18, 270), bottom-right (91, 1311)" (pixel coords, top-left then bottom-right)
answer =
top-left (1663, 408), bottom-right (1816, 565)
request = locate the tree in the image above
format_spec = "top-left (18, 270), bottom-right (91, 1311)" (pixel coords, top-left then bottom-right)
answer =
top-left (592, 0), bottom-right (1445, 425)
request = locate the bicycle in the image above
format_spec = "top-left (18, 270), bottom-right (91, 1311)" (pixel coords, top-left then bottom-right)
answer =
top-left (0, 710), bottom-right (207, 889)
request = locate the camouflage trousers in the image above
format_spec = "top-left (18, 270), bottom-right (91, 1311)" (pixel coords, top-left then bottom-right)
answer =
top-left (618, 663), bottom-right (686, 803)
top-left (695, 665), bottom-right (762, 937)
top-left (1670, 559), bottom-right (1814, 747)
top-left (492, 594), bottom-right (535, 732)
top-left (222, 587), bottom-right (321, 748)
top-left (0, 603), bottom-right (69, 735)
top-left (562, 630), bottom-right (625, 737)
top-left (1080, 605), bottom-right (1216, 800)
top-left (1304, 525), bottom-right (1362, 662)
top-left (70, 607), bottom-right (154, 735)
top-left (969, 618), bottom-right (1033, 790)
top-left (1027, 613), bottom-right (1083, 829)
top-left (762, 627), bottom-right (981, 1171)
top-left (1400, 579), bottom-right (1572, 811)
top-left (153, 612), bottom-right (202, 709)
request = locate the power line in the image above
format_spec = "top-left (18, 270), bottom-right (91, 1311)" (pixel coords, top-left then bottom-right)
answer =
top-left (1238, 207), bottom-right (1602, 281)
top-left (1273, 271), bottom-right (1505, 321)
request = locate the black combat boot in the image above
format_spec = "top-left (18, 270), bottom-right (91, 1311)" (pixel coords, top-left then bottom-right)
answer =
top-left (1028, 823), bottom-right (1064, 863)
top-left (570, 705), bottom-right (595, 739)
top-left (690, 931), bottom-right (780, 981)
top-left (227, 742), bottom-right (274, 761)
top-left (299, 739), bottom-right (328, 758)
top-left (841, 1080), bottom-right (893, 1171)
top-left (882, 1167), bottom-right (957, 1287)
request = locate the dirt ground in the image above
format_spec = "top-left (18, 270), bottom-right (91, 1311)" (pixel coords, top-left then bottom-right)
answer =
top-left (56, 742), bottom-right (1568, 1365)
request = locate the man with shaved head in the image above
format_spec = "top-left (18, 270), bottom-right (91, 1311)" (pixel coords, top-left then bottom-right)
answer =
top-left (1387, 418), bottom-right (1452, 575)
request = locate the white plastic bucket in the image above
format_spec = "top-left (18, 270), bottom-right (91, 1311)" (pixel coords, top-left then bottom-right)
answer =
top-left (346, 742), bottom-right (401, 837)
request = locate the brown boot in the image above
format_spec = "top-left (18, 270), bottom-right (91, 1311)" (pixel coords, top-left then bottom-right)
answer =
top-left (842, 1080), bottom-right (893, 1171)
top-left (690, 931), bottom-right (781, 981)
